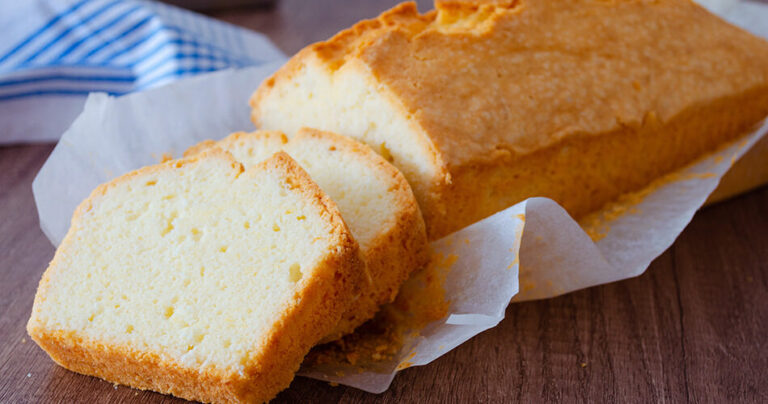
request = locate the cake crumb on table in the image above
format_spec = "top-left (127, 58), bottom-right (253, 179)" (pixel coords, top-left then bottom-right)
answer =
top-left (304, 249), bottom-right (450, 372)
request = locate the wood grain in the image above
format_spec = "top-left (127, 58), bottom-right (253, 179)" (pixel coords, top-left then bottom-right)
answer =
top-left (1, 1), bottom-right (767, 403)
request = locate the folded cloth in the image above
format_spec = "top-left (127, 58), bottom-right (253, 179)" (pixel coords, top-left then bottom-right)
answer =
top-left (0, 0), bottom-right (285, 144)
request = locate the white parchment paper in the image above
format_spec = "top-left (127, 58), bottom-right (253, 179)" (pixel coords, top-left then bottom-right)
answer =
top-left (31, 0), bottom-right (768, 395)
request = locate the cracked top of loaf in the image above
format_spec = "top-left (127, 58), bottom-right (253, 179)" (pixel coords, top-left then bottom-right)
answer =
top-left (257, 0), bottom-right (768, 169)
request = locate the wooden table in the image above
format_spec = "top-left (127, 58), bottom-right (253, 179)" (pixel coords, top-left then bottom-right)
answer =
top-left (2, 1), bottom-right (767, 402)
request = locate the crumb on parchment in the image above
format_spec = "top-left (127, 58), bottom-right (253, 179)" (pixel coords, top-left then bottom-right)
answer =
top-left (150, 152), bottom-right (175, 163)
top-left (304, 248), bottom-right (451, 371)
top-left (580, 141), bottom-right (738, 242)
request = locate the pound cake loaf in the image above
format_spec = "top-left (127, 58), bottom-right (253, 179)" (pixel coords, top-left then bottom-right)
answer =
top-left (186, 128), bottom-right (428, 341)
top-left (27, 149), bottom-right (363, 403)
top-left (252, 0), bottom-right (768, 240)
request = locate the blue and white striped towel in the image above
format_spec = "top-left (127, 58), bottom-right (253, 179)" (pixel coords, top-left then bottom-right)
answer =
top-left (0, 0), bottom-right (285, 143)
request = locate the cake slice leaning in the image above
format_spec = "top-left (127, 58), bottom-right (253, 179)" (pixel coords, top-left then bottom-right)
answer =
top-left (27, 149), bottom-right (364, 403)
top-left (185, 128), bottom-right (429, 341)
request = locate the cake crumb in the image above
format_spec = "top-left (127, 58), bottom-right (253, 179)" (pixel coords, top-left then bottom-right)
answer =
top-left (506, 255), bottom-right (519, 270)
top-left (26, 373), bottom-right (31, 378)
top-left (329, 382), bottom-right (339, 387)
top-left (580, 362), bottom-right (587, 368)
top-left (151, 152), bottom-right (175, 163)
top-left (581, 141), bottom-right (740, 241)
top-left (522, 280), bottom-right (536, 292)
top-left (21, 338), bottom-right (26, 344)
top-left (345, 352), bottom-right (359, 365)
top-left (304, 248), bottom-right (450, 372)
top-left (379, 142), bottom-right (394, 163)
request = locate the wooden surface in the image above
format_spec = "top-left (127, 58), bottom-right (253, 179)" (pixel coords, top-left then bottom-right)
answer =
top-left (2, 1), bottom-right (767, 402)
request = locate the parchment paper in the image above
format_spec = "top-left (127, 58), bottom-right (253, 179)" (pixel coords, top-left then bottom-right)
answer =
top-left (31, 0), bottom-right (768, 394)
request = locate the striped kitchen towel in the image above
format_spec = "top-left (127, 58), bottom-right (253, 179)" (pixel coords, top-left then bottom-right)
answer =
top-left (0, 0), bottom-right (285, 143)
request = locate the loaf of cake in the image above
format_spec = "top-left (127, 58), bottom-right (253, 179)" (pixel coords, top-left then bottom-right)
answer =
top-left (251, 0), bottom-right (768, 240)
top-left (27, 149), bottom-right (363, 403)
top-left (186, 128), bottom-right (429, 341)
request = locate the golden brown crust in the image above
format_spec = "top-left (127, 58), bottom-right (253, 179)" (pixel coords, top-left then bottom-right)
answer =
top-left (28, 329), bottom-right (240, 403)
top-left (27, 150), bottom-right (364, 403)
top-left (426, 87), bottom-right (768, 238)
top-left (252, 0), bottom-right (768, 240)
top-left (182, 139), bottom-right (218, 158)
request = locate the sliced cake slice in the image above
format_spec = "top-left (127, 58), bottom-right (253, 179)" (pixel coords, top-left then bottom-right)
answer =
top-left (186, 128), bottom-right (428, 341)
top-left (27, 149), bottom-right (363, 403)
